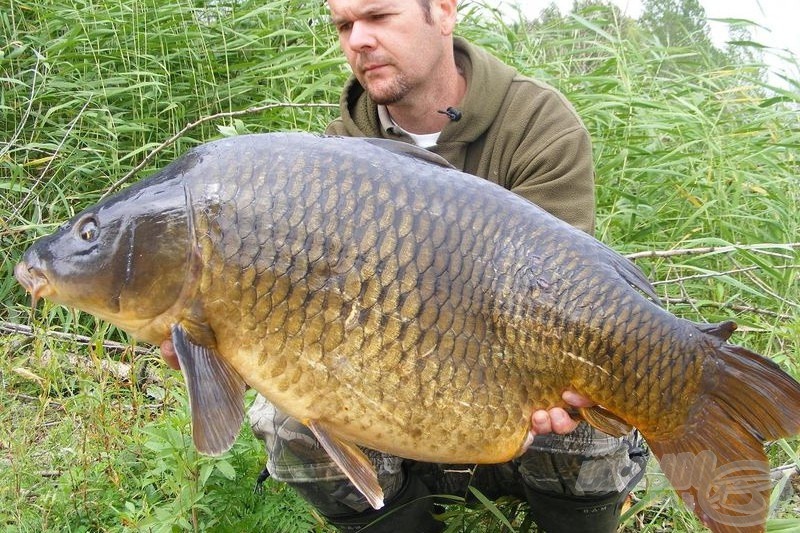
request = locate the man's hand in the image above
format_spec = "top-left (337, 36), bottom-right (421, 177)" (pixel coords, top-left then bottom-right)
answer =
top-left (161, 339), bottom-right (180, 370)
top-left (530, 390), bottom-right (593, 435)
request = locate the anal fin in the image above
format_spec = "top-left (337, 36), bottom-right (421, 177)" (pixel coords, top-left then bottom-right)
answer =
top-left (171, 323), bottom-right (246, 456)
top-left (307, 420), bottom-right (385, 509)
top-left (579, 405), bottom-right (632, 437)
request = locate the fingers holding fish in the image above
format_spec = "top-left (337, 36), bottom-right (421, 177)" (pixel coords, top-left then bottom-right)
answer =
top-left (529, 390), bottom-right (593, 436)
top-left (160, 339), bottom-right (180, 370)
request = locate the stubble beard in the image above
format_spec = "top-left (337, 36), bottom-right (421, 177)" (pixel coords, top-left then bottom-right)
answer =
top-left (365, 73), bottom-right (413, 106)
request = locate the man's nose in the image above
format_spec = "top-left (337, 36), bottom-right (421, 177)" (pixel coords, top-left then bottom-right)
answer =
top-left (347, 20), bottom-right (376, 51)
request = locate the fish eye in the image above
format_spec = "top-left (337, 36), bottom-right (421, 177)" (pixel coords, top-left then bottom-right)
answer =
top-left (77, 216), bottom-right (99, 242)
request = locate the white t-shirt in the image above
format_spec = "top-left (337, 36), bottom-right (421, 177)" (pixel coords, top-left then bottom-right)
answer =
top-left (377, 105), bottom-right (441, 148)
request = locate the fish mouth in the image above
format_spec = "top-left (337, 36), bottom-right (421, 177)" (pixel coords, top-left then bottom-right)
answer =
top-left (14, 261), bottom-right (53, 308)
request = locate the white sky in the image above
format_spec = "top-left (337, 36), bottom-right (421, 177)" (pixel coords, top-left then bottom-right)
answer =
top-left (485, 0), bottom-right (799, 87)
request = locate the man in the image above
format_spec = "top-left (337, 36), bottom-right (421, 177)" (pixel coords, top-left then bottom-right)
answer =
top-left (247, 1), bottom-right (649, 532)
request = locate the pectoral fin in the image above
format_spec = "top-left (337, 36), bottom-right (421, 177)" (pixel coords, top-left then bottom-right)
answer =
top-left (579, 405), bottom-right (632, 437)
top-left (171, 323), bottom-right (246, 455)
top-left (307, 420), bottom-right (385, 509)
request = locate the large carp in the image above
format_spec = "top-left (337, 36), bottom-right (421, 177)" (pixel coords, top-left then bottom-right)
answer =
top-left (14, 133), bottom-right (800, 532)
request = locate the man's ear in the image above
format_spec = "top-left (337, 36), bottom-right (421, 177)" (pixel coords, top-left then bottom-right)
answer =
top-left (433, 0), bottom-right (458, 35)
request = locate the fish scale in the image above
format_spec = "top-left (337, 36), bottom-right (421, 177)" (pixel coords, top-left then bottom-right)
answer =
top-left (14, 132), bottom-right (800, 532)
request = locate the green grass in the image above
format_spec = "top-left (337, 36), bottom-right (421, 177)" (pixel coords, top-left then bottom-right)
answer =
top-left (2, 0), bottom-right (799, 531)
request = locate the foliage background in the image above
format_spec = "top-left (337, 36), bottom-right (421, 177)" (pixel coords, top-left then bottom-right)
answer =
top-left (1, 0), bottom-right (798, 531)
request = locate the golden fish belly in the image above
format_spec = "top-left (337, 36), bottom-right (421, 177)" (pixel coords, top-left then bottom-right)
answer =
top-left (211, 307), bottom-right (543, 463)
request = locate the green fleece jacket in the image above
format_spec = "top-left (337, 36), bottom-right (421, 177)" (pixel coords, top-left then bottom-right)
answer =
top-left (325, 36), bottom-right (595, 234)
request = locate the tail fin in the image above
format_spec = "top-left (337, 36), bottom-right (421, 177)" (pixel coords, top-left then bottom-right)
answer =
top-left (645, 343), bottom-right (800, 533)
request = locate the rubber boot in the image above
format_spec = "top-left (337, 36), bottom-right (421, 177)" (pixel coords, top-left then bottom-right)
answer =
top-left (523, 444), bottom-right (647, 533)
top-left (324, 471), bottom-right (444, 533)
top-left (524, 486), bottom-right (630, 533)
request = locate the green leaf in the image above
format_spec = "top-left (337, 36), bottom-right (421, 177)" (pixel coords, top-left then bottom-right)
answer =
top-left (467, 486), bottom-right (516, 532)
top-left (215, 459), bottom-right (237, 481)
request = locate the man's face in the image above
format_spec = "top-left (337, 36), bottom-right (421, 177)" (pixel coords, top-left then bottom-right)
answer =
top-left (328, 0), bottom-right (452, 105)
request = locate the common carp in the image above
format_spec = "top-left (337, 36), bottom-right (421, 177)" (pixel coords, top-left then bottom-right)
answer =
top-left (14, 133), bottom-right (800, 532)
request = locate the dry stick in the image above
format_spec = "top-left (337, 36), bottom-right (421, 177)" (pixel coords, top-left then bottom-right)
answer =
top-left (0, 321), bottom-right (152, 355)
top-left (650, 264), bottom-right (799, 287)
top-left (625, 242), bottom-right (800, 260)
top-left (100, 101), bottom-right (339, 200)
top-left (650, 265), bottom-right (762, 286)
top-left (37, 349), bottom-right (164, 385)
top-left (630, 244), bottom-right (799, 316)
top-left (658, 297), bottom-right (793, 320)
top-left (4, 326), bottom-right (164, 386)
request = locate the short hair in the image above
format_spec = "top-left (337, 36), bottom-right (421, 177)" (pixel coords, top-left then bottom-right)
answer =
top-left (417, 0), bottom-right (433, 23)
top-left (325, 1), bottom-right (433, 24)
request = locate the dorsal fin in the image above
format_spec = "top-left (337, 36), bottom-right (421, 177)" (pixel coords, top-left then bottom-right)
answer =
top-left (609, 252), bottom-right (662, 304)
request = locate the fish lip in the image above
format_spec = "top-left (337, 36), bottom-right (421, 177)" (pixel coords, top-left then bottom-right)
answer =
top-left (14, 261), bottom-right (52, 307)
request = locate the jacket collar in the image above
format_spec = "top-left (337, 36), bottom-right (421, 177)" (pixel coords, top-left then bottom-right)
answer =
top-left (336, 36), bottom-right (517, 145)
